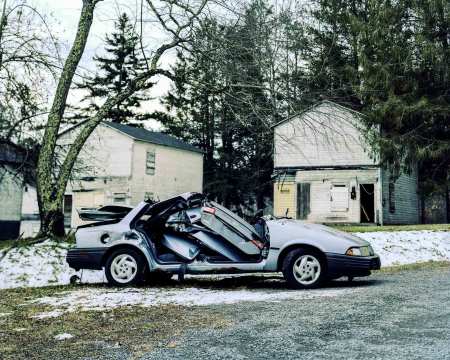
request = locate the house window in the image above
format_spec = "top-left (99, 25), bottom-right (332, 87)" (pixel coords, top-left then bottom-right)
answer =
top-left (389, 180), bottom-right (396, 213)
top-left (146, 150), bottom-right (155, 175)
top-left (330, 184), bottom-right (349, 212)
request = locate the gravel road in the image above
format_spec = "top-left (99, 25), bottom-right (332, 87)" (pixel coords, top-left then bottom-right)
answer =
top-left (142, 267), bottom-right (450, 360)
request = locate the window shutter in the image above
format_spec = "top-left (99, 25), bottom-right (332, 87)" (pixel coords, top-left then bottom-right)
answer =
top-left (297, 183), bottom-right (311, 220)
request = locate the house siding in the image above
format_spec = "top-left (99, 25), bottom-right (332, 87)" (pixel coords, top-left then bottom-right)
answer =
top-left (65, 124), bottom-right (203, 228)
top-left (130, 140), bottom-right (203, 204)
top-left (274, 102), bottom-right (377, 168)
top-left (0, 167), bottom-right (23, 239)
top-left (381, 167), bottom-right (420, 224)
top-left (273, 101), bottom-right (420, 225)
top-left (274, 169), bottom-right (387, 225)
top-left (60, 125), bottom-right (134, 178)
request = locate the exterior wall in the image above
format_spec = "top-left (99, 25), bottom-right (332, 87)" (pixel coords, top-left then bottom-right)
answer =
top-left (381, 167), bottom-right (420, 224)
top-left (297, 169), bottom-right (381, 223)
top-left (0, 167), bottom-right (23, 239)
top-left (60, 124), bottom-right (134, 178)
top-left (274, 102), bottom-right (377, 168)
top-left (129, 140), bottom-right (203, 204)
top-left (65, 126), bottom-right (203, 228)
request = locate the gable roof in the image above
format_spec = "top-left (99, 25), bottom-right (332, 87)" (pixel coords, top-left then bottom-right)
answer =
top-left (103, 122), bottom-right (202, 154)
top-left (272, 100), bottom-right (365, 129)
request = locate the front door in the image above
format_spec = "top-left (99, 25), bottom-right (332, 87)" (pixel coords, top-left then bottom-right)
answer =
top-left (360, 184), bottom-right (375, 223)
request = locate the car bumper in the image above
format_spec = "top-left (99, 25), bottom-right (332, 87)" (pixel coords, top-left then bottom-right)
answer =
top-left (66, 248), bottom-right (107, 271)
top-left (325, 253), bottom-right (381, 277)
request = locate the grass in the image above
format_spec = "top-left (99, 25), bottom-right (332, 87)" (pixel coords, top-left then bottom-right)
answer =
top-left (332, 223), bottom-right (450, 233)
top-left (0, 284), bottom-right (231, 360)
top-left (379, 260), bottom-right (450, 273)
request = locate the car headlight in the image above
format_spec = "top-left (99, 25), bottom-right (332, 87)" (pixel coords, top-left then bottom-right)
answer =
top-left (346, 246), bottom-right (373, 256)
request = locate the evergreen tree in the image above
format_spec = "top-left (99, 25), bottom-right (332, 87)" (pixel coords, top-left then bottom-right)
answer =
top-left (294, 0), bottom-right (449, 190)
top-left (154, 1), bottom-right (276, 211)
top-left (71, 13), bottom-right (151, 125)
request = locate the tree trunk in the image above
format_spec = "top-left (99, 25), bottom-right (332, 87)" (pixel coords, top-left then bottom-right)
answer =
top-left (36, 0), bottom-right (96, 238)
top-left (40, 207), bottom-right (65, 239)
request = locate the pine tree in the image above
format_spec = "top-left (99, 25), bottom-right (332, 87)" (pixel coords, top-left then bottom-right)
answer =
top-left (295, 0), bottom-right (450, 190)
top-left (71, 13), bottom-right (151, 125)
top-left (154, 1), bottom-right (276, 211)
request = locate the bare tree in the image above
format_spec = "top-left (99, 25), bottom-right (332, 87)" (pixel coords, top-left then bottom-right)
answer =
top-left (36, 0), bottom-right (208, 237)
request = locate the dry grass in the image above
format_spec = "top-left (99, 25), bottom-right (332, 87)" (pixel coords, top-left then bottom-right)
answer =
top-left (0, 285), bottom-right (231, 360)
top-left (378, 260), bottom-right (450, 273)
top-left (333, 223), bottom-right (450, 233)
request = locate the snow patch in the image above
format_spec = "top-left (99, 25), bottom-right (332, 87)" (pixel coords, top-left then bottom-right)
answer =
top-left (0, 241), bottom-right (104, 290)
top-left (1, 231), bottom-right (449, 290)
top-left (356, 231), bottom-right (450, 267)
top-left (28, 286), bottom-right (355, 319)
top-left (54, 333), bottom-right (74, 341)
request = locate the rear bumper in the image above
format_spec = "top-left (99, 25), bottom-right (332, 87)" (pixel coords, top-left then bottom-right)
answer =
top-left (66, 248), bottom-right (107, 271)
top-left (325, 253), bottom-right (381, 277)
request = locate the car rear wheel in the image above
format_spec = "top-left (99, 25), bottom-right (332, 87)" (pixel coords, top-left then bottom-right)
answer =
top-left (105, 249), bottom-right (146, 287)
top-left (282, 248), bottom-right (325, 289)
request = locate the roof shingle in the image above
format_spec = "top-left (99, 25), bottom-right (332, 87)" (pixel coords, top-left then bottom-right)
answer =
top-left (104, 122), bottom-right (202, 154)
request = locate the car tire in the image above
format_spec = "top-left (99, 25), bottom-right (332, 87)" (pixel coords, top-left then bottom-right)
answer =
top-left (282, 248), bottom-right (326, 289)
top-left (105, 248), bottom-right (147, 287)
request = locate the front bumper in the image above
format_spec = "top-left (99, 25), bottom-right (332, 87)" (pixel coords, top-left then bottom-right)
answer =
top-left (325, 253), bottom-right (381, 277)
top-left (66, 248), bottom-right (107, 271)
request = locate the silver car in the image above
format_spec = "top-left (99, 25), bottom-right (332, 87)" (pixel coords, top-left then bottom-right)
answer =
top-left (67, 192), bottom-right (380, 289)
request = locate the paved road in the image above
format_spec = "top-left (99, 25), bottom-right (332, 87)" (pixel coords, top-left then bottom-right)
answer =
top-left (142, 268), bottom-right (450, 360)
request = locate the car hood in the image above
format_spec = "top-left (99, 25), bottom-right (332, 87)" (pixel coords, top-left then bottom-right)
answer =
top-left (267, 219), bottom-right (370, 253)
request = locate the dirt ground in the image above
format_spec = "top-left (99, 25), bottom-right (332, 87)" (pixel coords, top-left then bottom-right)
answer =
top-left (1, 263), bottom-right (449, 360)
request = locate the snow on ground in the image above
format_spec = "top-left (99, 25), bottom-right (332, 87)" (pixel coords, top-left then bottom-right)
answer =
top-left (356, 231), bottom-right (450, 267)
top-left (0, 230), bottom-right (449, 290)
top-left (0, 241), bottom-right (104, 290)
top-left (26, 286), bottom-right (357, 319)
top-left (54, 333), bottom-right (74, 341)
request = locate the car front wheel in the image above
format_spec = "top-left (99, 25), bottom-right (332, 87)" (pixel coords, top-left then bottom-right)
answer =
top-left (282, 249), bottom-right (325, 289)
top-left (105, 249), bottom-right (146, 286)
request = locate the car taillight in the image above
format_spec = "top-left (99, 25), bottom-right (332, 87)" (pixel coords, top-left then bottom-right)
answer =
top-left (202, 207), bottom-right (216, 215)
top-left (250, 239), bottom-right (265, 249)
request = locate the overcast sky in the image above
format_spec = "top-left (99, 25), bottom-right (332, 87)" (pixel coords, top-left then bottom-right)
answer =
top-left (30, 0), bottom-right (179, 129)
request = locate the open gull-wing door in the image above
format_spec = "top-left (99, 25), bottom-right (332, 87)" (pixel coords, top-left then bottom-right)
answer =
top-left (200, 201), bottom-right (265, 256)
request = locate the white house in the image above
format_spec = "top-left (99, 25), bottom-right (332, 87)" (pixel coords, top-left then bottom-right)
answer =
top-left (273, 100), bottom-right (420, 225)
top-left (0, 141), bottom-right (40, 240)
top-left (62, 122), bottom-right (204, 228)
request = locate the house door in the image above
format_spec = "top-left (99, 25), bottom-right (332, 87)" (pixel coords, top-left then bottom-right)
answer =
top-left (360, 184), bottom-right (375, 223)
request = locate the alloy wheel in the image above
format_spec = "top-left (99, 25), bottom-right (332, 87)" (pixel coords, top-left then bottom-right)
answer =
top-left (293, 254), bottom-right (321, 285)
top-left (110, 254), bottom-right (138, 284)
